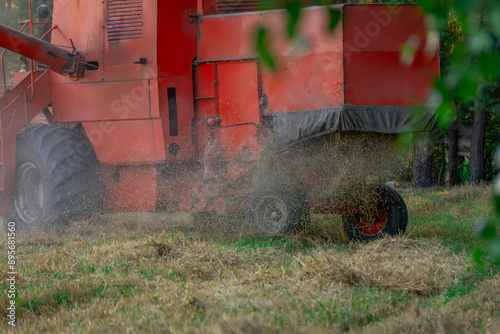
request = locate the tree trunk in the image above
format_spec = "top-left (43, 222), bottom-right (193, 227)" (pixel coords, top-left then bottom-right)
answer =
top-left (414, 134), bottom-right (433, 188)
top-left (446, 121), bottom-right (460, 185)
top-left (470, 103), bottom-right (486, 183)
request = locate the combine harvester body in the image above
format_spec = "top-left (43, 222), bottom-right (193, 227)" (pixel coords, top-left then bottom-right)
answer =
top-left (0, 0), bottom-right (439, 240)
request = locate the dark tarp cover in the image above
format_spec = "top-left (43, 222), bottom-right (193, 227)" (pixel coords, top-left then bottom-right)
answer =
top-left (272, 105), bottom-right (437, 150)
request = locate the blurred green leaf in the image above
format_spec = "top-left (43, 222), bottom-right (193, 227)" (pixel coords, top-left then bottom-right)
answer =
top-left (494, 193), bottom-right (500, 217)
top-left (400, 42), bottom-right (417, 66)
top-left (454, 0), bottom-right (480, 15)
top-left (476, 219), bottom-right (497, 239)
top-left (467, 31), bottom-right (493, 54)
top-left (472, 246), bottom-right (486, 265)
top-left (327, 8), bottom-right (341, 32)
top-left (420, 0), bottom-right (440, 15)
top-left (436, 101), bottom-right (455, 129)
top-left (487, 8), bottom-right (500, 38)
top-left (478, 53), bottom-right (500, 82)
top-left (488, 237), bottom-right (500, 264)
top-left (255, 27), bottom-right (276, 71)
top-left (395, 132), bottom-right (415, 154)
top-left (420, 0), bottom-right (449, 20)
top-left (286, 0), bottom-right (303, 39)
top-left (434, 78), bottom-right (449, 97)
top-left (450, 42), bottom-right (468, 63)
top-left (494, 175), bottom-right (500, 215)
top-left (455, 74), bottom-right (478, 102)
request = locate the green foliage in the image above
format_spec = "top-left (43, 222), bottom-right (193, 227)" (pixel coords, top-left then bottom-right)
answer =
top-left (285, 0), bottom-right (304, 39)
top-left (483, 149), bottom-right (500, 265)
top-left (422, 0), bottom-right (500, 264)
top-left (327, 8), bottom-right (341, 32)
top-left (458, 158), bottom-right (471, 183)
top-left (426, 1), bottom-right (500, 131)
top-left (254, 27), bottom-right (277, 71)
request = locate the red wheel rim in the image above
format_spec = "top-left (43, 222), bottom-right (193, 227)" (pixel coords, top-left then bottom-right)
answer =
top-left (356, 207), bottom-right (388, 237)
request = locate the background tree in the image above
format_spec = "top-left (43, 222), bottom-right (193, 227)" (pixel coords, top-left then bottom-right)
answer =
top-left (414, 135), bottom-right (433, 188)
top-left (446, 121), bottom-right (460, 185)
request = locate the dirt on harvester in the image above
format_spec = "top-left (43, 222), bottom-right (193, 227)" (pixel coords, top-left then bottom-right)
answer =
top-left (255, 132), bottom-right (403, 216)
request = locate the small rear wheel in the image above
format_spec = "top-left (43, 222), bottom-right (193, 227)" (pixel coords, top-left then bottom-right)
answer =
top-left (342, 185), bottom-right (408, 242)
top-left (247, 184), bottom-right (310, 235)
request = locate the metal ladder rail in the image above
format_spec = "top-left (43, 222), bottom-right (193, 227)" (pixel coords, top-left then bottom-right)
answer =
top-left (0, 70), bottom-right (52, 214)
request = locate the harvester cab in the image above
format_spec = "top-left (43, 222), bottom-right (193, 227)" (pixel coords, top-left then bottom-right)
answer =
top-left (0, 0), bottom-right (439, 241)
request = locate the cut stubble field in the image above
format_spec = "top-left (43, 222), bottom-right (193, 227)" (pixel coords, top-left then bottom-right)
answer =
top-left (0, 185), bottom-right (498, 333)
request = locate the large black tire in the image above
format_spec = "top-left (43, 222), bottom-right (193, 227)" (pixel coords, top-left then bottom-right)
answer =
top-left (246, 184), bottom-right (310, 235)
top-left (10, 124), bottom-right (101, 232)
top-left (342, 185), bottom-right (408, 242)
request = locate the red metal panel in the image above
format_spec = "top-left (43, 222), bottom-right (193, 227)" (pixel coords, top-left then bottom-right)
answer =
top-left (12, 73), bottom-right (29, 86)
top-left (194, 63), bottom-right (215, 99)
top-left (197, 7), bottom-right (343, 61)
top-left (344, 51), bottom-right (439, 106)
top-left (193, 100), bottom-right (216, 154)
top-left (216, 61), bottom-right (261, 159)
top-left (219, 125), bottom-right (260, 160)
top-left (152, 118), bottom-right (166, 161)
top-left (343, 4), bottom-right (439, 106)
top-left (51, 0), bottom-right (104, 84)
top-left (158, 78), bottom-right (196, 161)
top-left (343, 5), bottom-right (430, 53)
top-left (52, 0), bottom-right (158, 83)
top-left (198, 0), bottom-right (216, 15)
top-left (157, 0), bottom-right (197, 78)
top-left (102, 165), bottom-right (157, 212)
top-left (197, 12), bottom-right (264, 61)
top-left (198, 7), bottom-right (345, 113)
top-left (104, 0), bottom-right (158, 81)
top-left (217, 61), bottom-right (260, 125)
top-left (149, 78), bottom-right (161, 118)
top-left (52, 80), bottom-right (152, 123)
top-left (82, 119), bottom-right (160, 165)
top-left (262, 52), bottom-right (344, 113)
top-left (193, 63), bottom-right (216, 154)
top-left (156, 1), bottom-right (197, 162)
top-left (198, 0), bottom-right (301, 15)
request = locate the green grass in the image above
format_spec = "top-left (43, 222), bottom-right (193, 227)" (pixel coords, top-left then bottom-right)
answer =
top-left (0, 185), bottom-right (498, 333)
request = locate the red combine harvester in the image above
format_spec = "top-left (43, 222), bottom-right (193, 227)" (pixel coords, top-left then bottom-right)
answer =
top-left (0, 1), bottom-right (439, 240)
